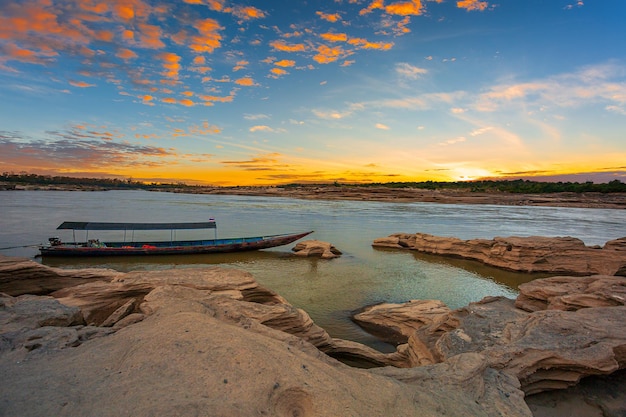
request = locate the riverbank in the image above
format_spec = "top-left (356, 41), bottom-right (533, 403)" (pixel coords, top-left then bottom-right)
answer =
top-left (184, 186), bottom-right (626, 209)
top-left (4, 183), bottom-right (626, 209)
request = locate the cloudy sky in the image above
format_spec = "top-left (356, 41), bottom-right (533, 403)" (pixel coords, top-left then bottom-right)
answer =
top-left (1, 0), bottom-right (625, 185)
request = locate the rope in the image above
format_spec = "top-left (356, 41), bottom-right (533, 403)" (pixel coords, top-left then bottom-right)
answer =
top-left (0, 244), bottom-right (41, 251)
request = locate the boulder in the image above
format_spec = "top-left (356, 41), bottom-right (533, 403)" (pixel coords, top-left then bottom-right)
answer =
top-left (292, 240), bottom-right (342, 258)
top-left (373, 233), bottom-right (626, 275)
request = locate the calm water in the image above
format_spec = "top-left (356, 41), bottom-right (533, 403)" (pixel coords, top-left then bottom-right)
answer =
top-left (1, 190), bottom-right (625, 350)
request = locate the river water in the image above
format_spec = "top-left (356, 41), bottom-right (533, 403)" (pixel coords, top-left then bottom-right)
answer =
top-left (1, 190), bottom-right (625, 350)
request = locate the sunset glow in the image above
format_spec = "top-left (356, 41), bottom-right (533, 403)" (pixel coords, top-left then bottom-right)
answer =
top-left (1, 0), bottom-right (625, 186)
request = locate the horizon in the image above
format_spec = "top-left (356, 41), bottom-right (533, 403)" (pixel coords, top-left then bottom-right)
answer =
top-left (1, 0), bottom-right (625, 186)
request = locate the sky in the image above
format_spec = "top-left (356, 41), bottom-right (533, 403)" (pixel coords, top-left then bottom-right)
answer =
top-left (1, 0), bottom-right (625, 186)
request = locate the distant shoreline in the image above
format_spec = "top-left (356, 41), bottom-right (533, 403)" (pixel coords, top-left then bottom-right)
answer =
top-left (4, 184), bottom-right (625, 209)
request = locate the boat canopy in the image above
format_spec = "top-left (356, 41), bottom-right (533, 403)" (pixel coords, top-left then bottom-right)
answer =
top-left (57, 221), bottom-right (217, 231)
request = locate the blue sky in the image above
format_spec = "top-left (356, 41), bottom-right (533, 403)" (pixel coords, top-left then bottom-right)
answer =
top-left (1, 0), bottom-right (625, 185)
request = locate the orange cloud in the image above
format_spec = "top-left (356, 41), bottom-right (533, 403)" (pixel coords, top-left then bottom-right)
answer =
top-left (198, 93), bottom-right (235, 104)
top-left (320, 33), bottom-right (348, 42)
top-left (316, 11), bottom-right (341, 22)
top-left (179, 98), bottom-right (195, 107)
top-left (360, 0), bottom-right (384, 15)
top-left (69, 80), bottom-right (96, 87)
top-left (348, 38), bottom-right (394, 50)
top-left (233, 60), bottom-right (249, 71)
top-left (234, 77), bottom-right (256, 86)
top-left (193, 56), bottom-right (206, 65)
top-left (162, 97), bottom-right (177, 104)
top-left (270, 68), bottom-right (287, 76)
top-left (270, 40), bottom-right (307, 53)
top-left (159, 52), bottom-right (181, 80)
top-left (457, 0), bottom-right (488, 11)
top-left (274, 59), bottom-right (295, 67)
top-left (190, 18), bottom-right (223, 53)
top-left (114, 4), bottom-right (135, 20)
top-left (116, 48), bottom-right (137, 60)
top-left (229, 5), bottom-right (266, 20)
top-left (136, 23), bottom-right (165, 49)
top-left (313, 45), bottom-right (349, 64)
top-left (385, 0), bottom-right (423, 15)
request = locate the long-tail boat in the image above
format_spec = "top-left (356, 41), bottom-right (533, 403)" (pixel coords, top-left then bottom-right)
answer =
top-left (39, 220), bottom-right (313, 257)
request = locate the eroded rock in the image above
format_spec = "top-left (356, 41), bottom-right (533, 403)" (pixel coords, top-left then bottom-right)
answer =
top-left (0, 255), bottom-right (531, 417)
top-left (373, 233), bottom-right (626, 275)
top-left (292, 240), bottom-right (342, 259)
top-left (0, 255), bottom-right (122, 296)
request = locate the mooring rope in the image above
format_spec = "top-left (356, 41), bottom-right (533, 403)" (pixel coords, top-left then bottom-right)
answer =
top-left (0, 244), bottom-right (41, 251)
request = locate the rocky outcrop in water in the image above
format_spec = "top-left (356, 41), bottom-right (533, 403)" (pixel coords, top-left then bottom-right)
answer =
top-left (0, 255), bottom-right (530, 417)
top-left (291, 240), bottom-right (342, 259)
top-left (372, 233), bottom-right (626, 276)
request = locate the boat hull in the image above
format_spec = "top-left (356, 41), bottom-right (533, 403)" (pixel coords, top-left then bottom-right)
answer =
top-left (40, 231), bottom-right (313, 257)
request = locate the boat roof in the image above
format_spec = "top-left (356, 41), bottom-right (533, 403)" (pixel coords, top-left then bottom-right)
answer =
top-left (57, 221), bottom-right (217, 230)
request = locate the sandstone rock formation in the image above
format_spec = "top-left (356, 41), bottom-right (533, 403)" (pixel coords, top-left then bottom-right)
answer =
top-left (352, 275), bottom-right (626, 397)
top-left (0, 255), bottom-right (530, 417)
top-left (515, 275), bottom-right (626, 312)
top-left (292, 239), bottom-right (342, 259)
top-left (373, 233), bottom-right (626, 275)
top-left (0, 255), bottom-right (122, 296)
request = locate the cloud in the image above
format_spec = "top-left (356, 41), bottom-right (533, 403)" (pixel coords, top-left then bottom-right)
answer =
top-left (221, 153), bottom-right (288, 171)
top-left (249, 125), bottom-right (274, 132)
top-left (312, 109), bottom-right (352, 119)
top-left (229, 5), bottom-right (266, 20)
top-left (270, 67), bottom-right (288, 77)
top-left (116, 48), bottom-right (138, 60)
top-left (0, 127), bottom-right (177, 172)
top-left (456, 0), bottom-right (489, 11)
top-left (189, 18), bottom-right (223, 53)
top-left (473, 63), bottom-right (626, 112)
top-left (270, 40), bottom-right (307, 52)
top-left (159, 52), bottom-right (182, 80)
top-left (234, 77), bottom-right (257, 86)
top-left (396, 63), bottom-right (427, 79)
top-left (274, 59), bottom-right (296, 67)
top-left (244, 114), bottom-right (270, 120)
top-left (375, 123), bottom-right (390, 130)
top-left (316, 11), bottom-right (342, 23)
top-left (320, 33), bottom-right (348, 42)
top-left (313, 44), bottom-right (351, 64)
top-left (439, 136), bottom-right (467, 146)
top-left (69, 80), bottom-right (96, 88)
top-left (385, 0), bottom-right (424, 16)
top-left (348, 38), bottom-right (394, 50)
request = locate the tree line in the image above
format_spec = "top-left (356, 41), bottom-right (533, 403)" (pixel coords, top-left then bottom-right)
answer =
top-left (0, 173), bottom-right (190, 190)
top-left (2, 172), bottom-right (625, 193)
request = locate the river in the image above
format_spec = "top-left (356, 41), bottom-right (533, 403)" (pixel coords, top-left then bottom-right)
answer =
top-left (1, 190), bottom-right (625, 350)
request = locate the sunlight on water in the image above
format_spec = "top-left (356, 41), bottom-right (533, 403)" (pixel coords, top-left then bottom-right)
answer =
top-left (1, 190), bottom-right (625, 349)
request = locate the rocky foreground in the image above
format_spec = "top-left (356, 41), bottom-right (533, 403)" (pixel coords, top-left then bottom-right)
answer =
top-left (1, 246), bottom-right (626, 416)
